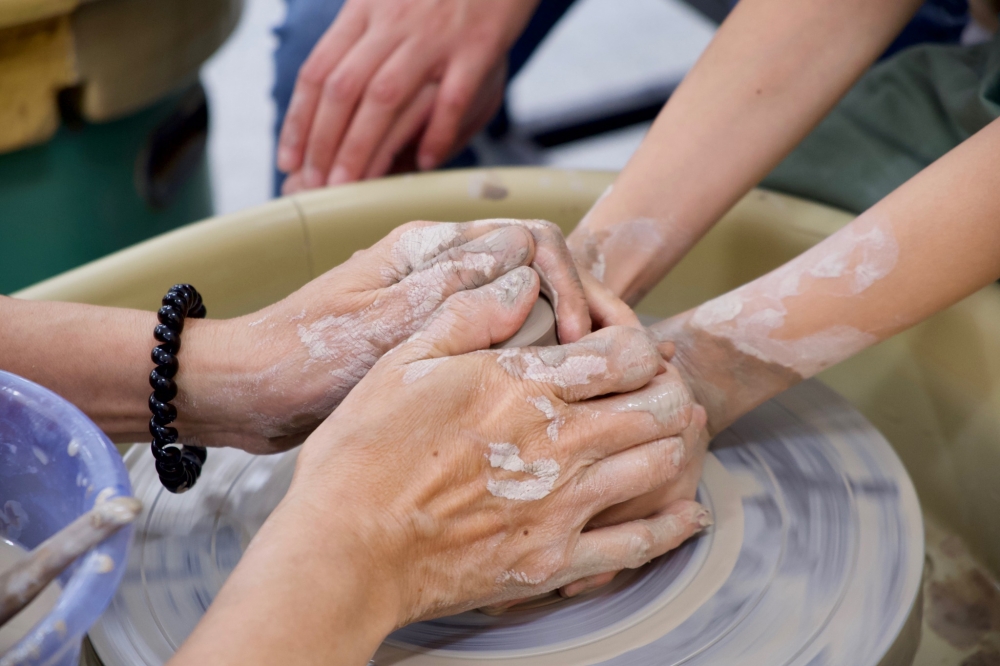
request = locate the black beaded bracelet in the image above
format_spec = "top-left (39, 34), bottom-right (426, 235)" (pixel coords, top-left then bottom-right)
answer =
top-left (149, 284), bottom-right (207, 494)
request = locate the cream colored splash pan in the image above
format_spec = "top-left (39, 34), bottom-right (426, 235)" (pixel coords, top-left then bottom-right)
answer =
top-left (16, 167), bottom-right (1000, 664)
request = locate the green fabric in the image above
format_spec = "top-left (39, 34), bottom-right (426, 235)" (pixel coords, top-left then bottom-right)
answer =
top-left (762, 35), bottom-right (1000, 213)
top-left (0, 94), bottom-right (213, 294)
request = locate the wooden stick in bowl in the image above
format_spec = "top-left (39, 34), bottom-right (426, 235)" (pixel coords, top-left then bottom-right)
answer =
top-left (0, 496), bottom-right (141, 626)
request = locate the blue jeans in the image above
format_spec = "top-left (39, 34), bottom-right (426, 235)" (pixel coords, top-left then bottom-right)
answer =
top-left (272, 0), bottom-right (968, 196)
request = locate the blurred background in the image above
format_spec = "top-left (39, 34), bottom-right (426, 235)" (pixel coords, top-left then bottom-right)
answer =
top-left (202, 0), bottom-right (716, 214)
top-left (3, 0), bottom-right (989, 292)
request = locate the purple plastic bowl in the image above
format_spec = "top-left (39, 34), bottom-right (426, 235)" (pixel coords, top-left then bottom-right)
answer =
top-left (0, 371), bottom-right (133, 666)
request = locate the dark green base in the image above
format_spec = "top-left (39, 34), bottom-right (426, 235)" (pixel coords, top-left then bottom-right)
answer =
top-left (0, 92), bottom-right (213, 294)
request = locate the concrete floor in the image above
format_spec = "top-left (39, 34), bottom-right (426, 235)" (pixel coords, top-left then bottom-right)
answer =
top-left (201, 0), bottom-right (715, 215)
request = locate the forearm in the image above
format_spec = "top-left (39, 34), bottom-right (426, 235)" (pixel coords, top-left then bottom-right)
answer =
top-left (169, 489), bottom-right (399, 666)
top-left (0, 297), bottom-right (245, 442)
top-left (656, 117), bottom-right (1000, 434)
top-left (570, 0), bottom-right (921, 304)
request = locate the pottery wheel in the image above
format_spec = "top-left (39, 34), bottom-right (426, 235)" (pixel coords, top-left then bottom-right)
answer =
top-left (88, 378), bottom-right (923, 666)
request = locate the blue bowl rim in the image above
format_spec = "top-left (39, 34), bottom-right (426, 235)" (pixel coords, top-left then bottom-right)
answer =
top-left (0, 370), bottom-right (133, 666)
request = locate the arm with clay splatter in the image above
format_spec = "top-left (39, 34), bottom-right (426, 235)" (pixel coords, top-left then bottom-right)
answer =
top-left (0, 219), bottom-right (590, 454)
top-left (657, 116), bottom-right (1000, 435)
top-left (566, 0), bottom-right (922, 305)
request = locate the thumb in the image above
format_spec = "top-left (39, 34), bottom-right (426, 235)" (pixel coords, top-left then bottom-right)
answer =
top-left (391, 266), bottom-right (539, 364)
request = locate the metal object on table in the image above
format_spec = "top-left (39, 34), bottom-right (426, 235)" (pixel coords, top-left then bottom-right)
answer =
top-left (87, 380), bottom-right (923, 666)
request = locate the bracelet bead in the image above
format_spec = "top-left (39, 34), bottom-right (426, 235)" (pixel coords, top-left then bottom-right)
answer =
top-left (149, 284), bottom-right (207, 493)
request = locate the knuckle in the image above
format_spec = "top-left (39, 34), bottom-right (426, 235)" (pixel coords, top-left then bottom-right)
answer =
top-left (628, 524), bottom-right (657, 567)
top-left (298, 60), bottom-right (327, 88)
top-left (325, 70), bottom-right (361, 102)
top-left (368, 75), bottom-right (404, 106)
top-left (440, 88), bottom-right (469, 115)
top-left (336, 144), bottom-right (366, 170)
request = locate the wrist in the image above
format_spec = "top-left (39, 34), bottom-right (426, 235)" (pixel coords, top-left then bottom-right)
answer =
top-left (570, 195), bottom-right (679, 305)
top-left (170, 318), bottom-right (264, 445)
top-left (652, 313), bottom-right (802, 435)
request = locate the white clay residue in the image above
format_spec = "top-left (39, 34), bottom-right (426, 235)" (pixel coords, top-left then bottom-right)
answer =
top-left (403, 357), bottom-right (448, 385)
top-left (688, 211), bottom-right (898, 376)
top-left (66, 440), bottom-right (79, 457)
top-left (31, 447), bottom-right (48, 466)
top-left (392, 224), bottom-right (462, 272)
top-left (615, 381), bottom-right (692, 431)
top-left (94, 487), bottom-right (116, 506)
top-left (578, 214), bottom-right (663, 283)
top-left (527, 396), bottom-right (562, 441)
top-left (92, 553), bottom-right (115, 573)
top-left (497, 349), bottom-right (607, 387)
top-left (496, 569), bottom-right (544, 586)
top-left (492, 269), bottom-right (534, 307)
top-left (486, 443), bottom-right (560, 501)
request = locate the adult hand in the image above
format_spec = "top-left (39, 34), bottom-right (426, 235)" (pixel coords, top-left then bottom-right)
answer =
top-left (176, 218), bottom-right (590, 453)
top-left (485, 336), bottom-right (710, 606)
top-left (172, 266), bottom-right (711, 665)
top-left (277, 0), bottom-right (540, 193)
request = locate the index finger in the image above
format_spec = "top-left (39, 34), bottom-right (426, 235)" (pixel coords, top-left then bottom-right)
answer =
top-left (277, 8), bottom-right (368, 173)
top-left (490, 326), bottom-right (663, 404)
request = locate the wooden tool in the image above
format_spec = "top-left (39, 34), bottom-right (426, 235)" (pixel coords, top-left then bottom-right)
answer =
top-left (0, 496), bottom-right (141, 627)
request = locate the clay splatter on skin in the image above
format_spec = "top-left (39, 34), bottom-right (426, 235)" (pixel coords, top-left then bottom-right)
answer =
top-left (528, 396), bottom-right (562, 441)
top-left (296, 247), bottom-right (515, 397)
top-left (687, 211), bottom-right (897, 376)
top-left (614, 378), bottom-right (693, 431)
top-left (404, 358), bottom-right (448, 385)
top-left (391, 224), bottom-right (463, 272)
top-left (497, 349), bottom-right (607, 387)
top-left (492, 269), bottom-right (535, 307)
top-left (572, 217), bottom-right (663, 284)
top-left (496, 570), bottom-right (544, 586)
top-left (486, 443), bottom-right (560, 501)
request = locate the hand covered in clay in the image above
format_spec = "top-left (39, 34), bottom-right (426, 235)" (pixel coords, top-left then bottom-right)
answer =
top-left (480, 334), bottom-right (711, 606)
top-left (171, 263), bottom-right (711, 665)
top-left (290, 270), bottom-right (710, 625)
top-left (498, 275), bottom-right (710, 603)
top-left (175, 218), bottom-right (590, 454)
top-left (277, 0), bottom-right (537, 192)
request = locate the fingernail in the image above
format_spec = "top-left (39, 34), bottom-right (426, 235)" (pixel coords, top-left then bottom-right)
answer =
top-left (418, 153), bottom-right (435, 171)
top-left (696, 507), bottom-right (714, 529)
top-left (328, 165), bottom-right (351, 186)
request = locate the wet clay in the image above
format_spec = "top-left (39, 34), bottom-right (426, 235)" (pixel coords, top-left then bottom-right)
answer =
top-left (494, 297), bottom-right (557, 349)
top-left (0, 540), bottom-right (61, 655)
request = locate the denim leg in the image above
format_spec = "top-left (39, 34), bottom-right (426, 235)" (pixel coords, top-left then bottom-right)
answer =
top-left (486, 0), bottom-right (579, 140)
top-left (272, 0), bottom-right (347, 195)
